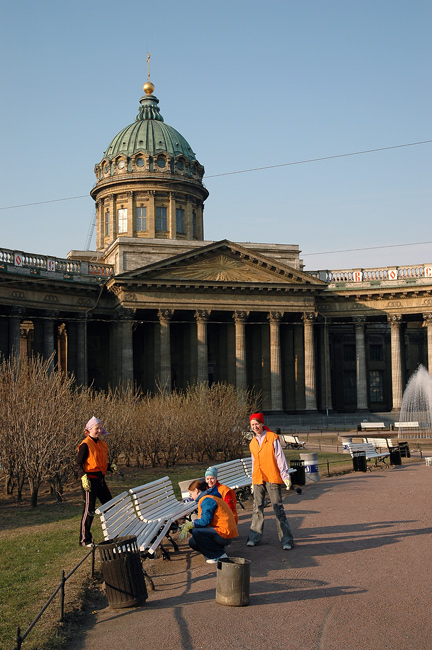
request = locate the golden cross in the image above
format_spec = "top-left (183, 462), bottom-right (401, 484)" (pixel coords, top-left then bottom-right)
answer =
top-left (147, 52), bottom-right (150, 81)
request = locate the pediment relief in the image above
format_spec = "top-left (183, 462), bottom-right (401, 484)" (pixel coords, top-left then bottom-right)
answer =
top-left (115, 240), bottom-right (325, 287)
top-left (154, 253), bottom-right (295, 283)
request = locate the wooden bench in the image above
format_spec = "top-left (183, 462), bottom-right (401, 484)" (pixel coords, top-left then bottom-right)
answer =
top-left (95, 491), bottom-right (172, 557)
top-left (357, 422), bottom-right (387, 432)
top-left (346, 442), bottom-right (390, 469)
top-left (280, 433), bottom-right (306, 449)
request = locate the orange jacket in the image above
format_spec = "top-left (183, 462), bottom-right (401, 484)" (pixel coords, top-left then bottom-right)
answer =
top-left (250, 430), bottom-right (284, 484)
top-left (216, 482), bottom-right (239, 524)
top-left (198, 495), bottom-right (238, 539)
top-left (78, 436), bottom-right (108, 475)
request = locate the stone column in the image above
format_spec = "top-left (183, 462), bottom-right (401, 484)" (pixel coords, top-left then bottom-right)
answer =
top-left (302, 312), bottom-right (317, 411)
top-left (233, 310), bottom-right (249, 391)
top-left (148, 190), bottom-right (156, 237)
top-left (9, 307), bottom-right (25, 360)
top-left (354, 317), bottom-right (368, 411)
top-left (76, 314), bottom-right (87, 386)
top-left (423, 313), bottom-right (432, 372)
top-left (321, 318), bottom-right (333, 413)
top-left (195, 310), bottom-right (210, 384)
top-left (44, 311), bottom-right (58, 372)
top-left (388, 314), bottom-right (403, 410)
top-left (169, 192), bottom-right (176, 238)
top-left (158, 309), bottom-right (173, 391)
top-left (268, 311), bottom-right (284, 411)
top-left (119, 309), bottom-right (135, 383)
top-left (294, 323), bottom-right (305, 410)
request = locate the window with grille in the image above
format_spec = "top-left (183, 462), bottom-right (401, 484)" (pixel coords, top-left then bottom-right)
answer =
top-left (118, 208), bottom-right (127, 233)
top-left (156, 206), bottom-right (167, 231)
top-left (176, 208), bottom-right (185, 234)
top-left (369, 370), bottom-right (384, 402)
top-left (135, 206), bottom-right (147, 231)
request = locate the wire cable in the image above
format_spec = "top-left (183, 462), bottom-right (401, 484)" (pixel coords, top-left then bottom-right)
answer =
top-left (0, 139), bottom-right (430, 210)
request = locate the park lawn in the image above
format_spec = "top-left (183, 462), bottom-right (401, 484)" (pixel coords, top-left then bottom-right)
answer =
top-left (0, 452), bottom-right (354, 649)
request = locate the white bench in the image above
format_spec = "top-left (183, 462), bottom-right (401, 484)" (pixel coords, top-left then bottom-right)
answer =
top-left (280, 434), bottom-right (306, 449)
top-left (358, 422), bottom-right (387, 432)
top-left (129, 476), bottom-right (197, 525)
top-left (362, 437), bottom-right (396, 451)
top-left (95, 491), bottom-right (172, 557)
top-left (394, 421), bottom-right (419, 429)
top-left (346, 442), bottom-right (390, 469)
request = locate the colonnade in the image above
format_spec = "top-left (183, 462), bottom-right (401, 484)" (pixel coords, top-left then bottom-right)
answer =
top-left (4, 308), bottom-right (432, 413)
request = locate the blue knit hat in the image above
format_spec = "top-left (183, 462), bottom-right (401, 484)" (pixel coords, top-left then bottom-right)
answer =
top-left (205, 466), bottom-right (218, 478)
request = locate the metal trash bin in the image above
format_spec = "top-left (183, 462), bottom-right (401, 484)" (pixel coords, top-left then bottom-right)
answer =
top-left (389, 447), bottom-right (402, 466)
top-left (300, 452), bottom-right (320, 482)
top-left (97, 535), bottom-right (148, 609)
top-left (398, 441), bottom-right (410, 458)
top-left (216, 557), bottom-right (251, 607)
top-left (290, 459), bottom-right (306, 485)
top-left (352, 450), bottom-right (367, 472)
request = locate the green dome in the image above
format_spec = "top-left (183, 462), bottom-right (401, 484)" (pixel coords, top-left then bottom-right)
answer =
top-left (103, 93), bottom-right (197, 162)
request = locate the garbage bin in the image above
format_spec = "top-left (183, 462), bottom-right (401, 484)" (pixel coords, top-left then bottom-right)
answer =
top-left (352, 450), bottom-right (367, 472)
top-left (216, 557), bottom-right (251, 607)
top-left (97, 535), bottom-right (148, 609)
top-left (290, 459), bottom-right (306, 485)
top-left (389, 447), bottom-right (402, 466)
top-left (398, 441), bottom-right (410, 458)
top-left (300, 452), bottom-right (320, 482)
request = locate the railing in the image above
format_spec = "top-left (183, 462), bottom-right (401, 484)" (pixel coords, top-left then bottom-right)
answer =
top-left (0, 247), bottom-right (113, 283)
top-left (13, 546), bottom-right (96, 650)
top-left (307, 263), bottom-right (432, 287)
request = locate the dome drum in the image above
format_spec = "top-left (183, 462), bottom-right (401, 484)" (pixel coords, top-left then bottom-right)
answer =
top-left (92, 83), bottom-right (208, 251)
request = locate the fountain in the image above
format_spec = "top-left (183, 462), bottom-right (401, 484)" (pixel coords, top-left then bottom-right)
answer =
top-left (399, 364), bottom-right (432, 436)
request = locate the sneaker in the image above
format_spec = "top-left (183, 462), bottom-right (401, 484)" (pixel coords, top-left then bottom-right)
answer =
top-left (282, 543), bottom-right (293, 550)
top-left (206, 553), bottom-right (228, 564)
top-left (246, 540), bottom-right (255, 547)
top-left (81, 542), bottom-right (93, 548)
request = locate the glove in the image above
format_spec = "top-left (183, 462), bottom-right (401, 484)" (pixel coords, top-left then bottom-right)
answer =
top-left (81, 475), bottom-right (91, 492)
top-left (284, 478), bottom-right (292, 491)
top-left (179, 521), bottom-right (194, 540)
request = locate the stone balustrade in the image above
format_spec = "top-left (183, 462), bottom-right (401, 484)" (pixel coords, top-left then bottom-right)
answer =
top-left (0, 246), bottom-right (113, 282)
top-left (308, 263), bottom-right (432, 287)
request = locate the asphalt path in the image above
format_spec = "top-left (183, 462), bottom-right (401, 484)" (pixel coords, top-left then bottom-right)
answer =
top-left (67, 460), bottom-right (432, 650)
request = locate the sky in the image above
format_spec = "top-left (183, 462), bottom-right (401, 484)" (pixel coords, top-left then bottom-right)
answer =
top-left (0, 0), bottom-right (431, 272)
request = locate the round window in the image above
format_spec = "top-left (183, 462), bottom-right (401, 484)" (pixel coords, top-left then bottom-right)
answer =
top-left (136, 157), bottom-right (145, 167)
top-left (157, 158), bottom-right (166, 168)
top-left (118, 160), bottom-right (125, 169)
top-left (104, 164), bottom-right (109, 174)
top-left (177, 160), bottom-right (184, 171)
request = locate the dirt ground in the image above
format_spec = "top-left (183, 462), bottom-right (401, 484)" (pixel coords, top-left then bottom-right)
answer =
top-left (64, 459), bottom-right (432, 650)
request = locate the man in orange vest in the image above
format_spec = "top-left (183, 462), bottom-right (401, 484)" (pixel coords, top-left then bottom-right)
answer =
top-left (180, 479), bottom-right (238, 564)
top-left (247, 412), bottom-right (294, 550)
top-left (75, 416), bottom-right (116, 547)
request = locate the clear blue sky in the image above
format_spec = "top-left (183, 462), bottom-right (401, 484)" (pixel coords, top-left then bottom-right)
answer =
top-left (1, 0), bottom-right (431, 271)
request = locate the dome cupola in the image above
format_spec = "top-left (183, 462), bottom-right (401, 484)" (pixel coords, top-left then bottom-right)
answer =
top-left (91, 79), bottom-right (208, 250)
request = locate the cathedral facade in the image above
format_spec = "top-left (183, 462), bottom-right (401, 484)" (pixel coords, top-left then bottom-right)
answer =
top-left (1, 80), bottom-right (431, 414)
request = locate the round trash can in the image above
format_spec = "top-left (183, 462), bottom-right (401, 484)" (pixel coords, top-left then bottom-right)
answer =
top-left (300, 452), bottom-right (320, 482)
top-left (97, 535), bottom-right (148, 609)
top-left (389, 447), bottom-right (402, 466)
top-left (352, 450), bottom-right (367, 472)
top-left (216, 557), bottom-right (251, 607)
top-left (290, 459), bottom-right (306, 485)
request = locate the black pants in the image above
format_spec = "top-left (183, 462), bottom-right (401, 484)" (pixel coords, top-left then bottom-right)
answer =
top-left (79, 475), bottom-right (112, 546)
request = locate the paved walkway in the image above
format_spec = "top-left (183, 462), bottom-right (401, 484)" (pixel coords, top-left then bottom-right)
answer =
top-left (68, 461), bottom-right (432, 650)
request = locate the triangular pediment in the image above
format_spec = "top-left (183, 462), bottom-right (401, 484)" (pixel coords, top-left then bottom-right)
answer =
top-left (113, 240), bottom-right (326, 288)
